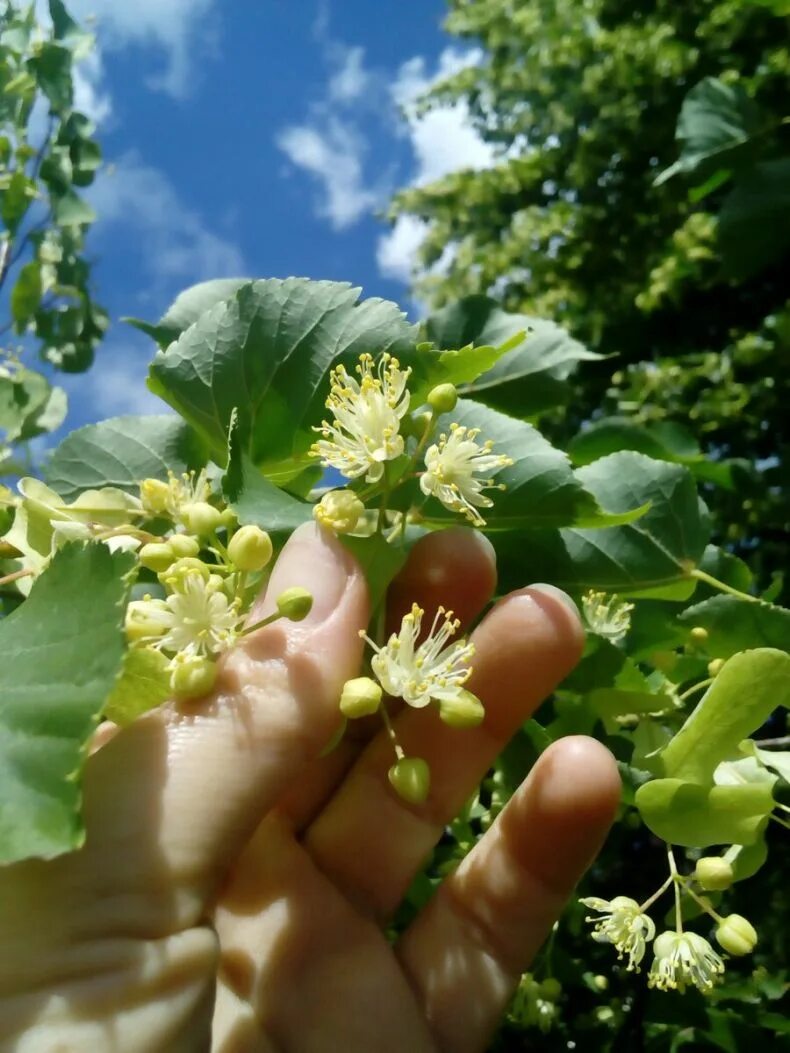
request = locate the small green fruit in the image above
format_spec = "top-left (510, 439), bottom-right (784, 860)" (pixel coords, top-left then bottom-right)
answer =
top-left (276, 586), bottom-right (314, 621)
top-left (690, 626), bottom-right (709, 645)
top-left (693, 857), bottom-right (734, 891)
top-left (168, 533), bottom-right (201, 558)
top-left (427, 382), bottom-right (458, 414)
top-left (228, 524), bottom-right (273, 571)
top-left (388, 756), bottom-right (431, 805)
top-left (180, 501), bottom-right (223, 536)
top-left (715, 914), bottom-right (757, 956)
top-left (169, 654), bottom-right (217, 699)
top-left (138, 542), bottom-right (174, 572)
top-left (339, 677), bottom-right (382, 718)
top-left (439, 689), bottom-right (485, 728)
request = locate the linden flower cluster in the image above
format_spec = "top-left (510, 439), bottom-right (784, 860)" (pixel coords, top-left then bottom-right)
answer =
top-left (580, 852), bottom-right (759, 994)
top-left (124, 473), bottom-right (312, 701)
top-left (310, 353), bottom-right (512, 529)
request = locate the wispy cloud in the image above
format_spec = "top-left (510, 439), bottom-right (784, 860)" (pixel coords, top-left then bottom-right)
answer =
top-left (65, 0), bottom-right (220, 98)
top-left (88, 153), bottom-right (245, 289)
top-left (377, 48), bottom-right (495, 286)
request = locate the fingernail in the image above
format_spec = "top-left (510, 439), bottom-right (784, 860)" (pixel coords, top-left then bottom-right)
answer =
top-left (251, 523), bottom-right (354, 626)
top-left (527, 583), bottom-right (581, 621)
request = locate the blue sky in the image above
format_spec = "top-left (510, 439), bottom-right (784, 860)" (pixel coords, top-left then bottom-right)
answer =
top-left (45, 0), bottom-right (496, 432)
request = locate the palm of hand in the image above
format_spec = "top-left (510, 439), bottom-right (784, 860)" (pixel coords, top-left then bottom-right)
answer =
top-left (0, 525), bottom-right (619, 1053)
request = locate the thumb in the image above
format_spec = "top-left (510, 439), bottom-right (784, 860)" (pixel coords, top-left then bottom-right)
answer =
top-left (81, 523), bottom-right (369, 921)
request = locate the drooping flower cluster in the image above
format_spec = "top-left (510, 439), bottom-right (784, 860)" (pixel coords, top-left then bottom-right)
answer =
top-left (580, 896), bottom-right (656, 972)
top-left (310, 353), bottom-right (512, 528)
top-left (647, 931), bottom-right (725, 993)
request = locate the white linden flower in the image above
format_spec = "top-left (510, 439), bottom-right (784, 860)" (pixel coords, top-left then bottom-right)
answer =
top-left (582, 590), bottom-right (635, 644)
top-left (362, 603), bottom-right (475, 709)
top-left (130, 573), bottom-right (241, 658)
top-left (648, 931), bottom-right (725, 993)
top-left (580, 896), bottom-right (656, 971)
top-left (420, 423), bottom-right (512, 526)
top-left (312, 353), bottom-right (411, 483)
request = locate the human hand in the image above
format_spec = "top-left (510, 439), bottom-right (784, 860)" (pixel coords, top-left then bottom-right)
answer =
top-left (0, 523), bottom-right (620, 1053)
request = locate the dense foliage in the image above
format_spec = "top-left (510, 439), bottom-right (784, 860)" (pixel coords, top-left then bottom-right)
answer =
top-left (388, 0), bottom-right (790, 592)
top-left (0, 0), bottom-right (105, 476)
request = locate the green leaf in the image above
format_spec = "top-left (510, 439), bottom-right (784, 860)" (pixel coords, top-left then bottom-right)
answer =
top-left (103, 647), bottom-right (170, 726)
top-left (635, 779), bottom-right (774, 847)
top-left (425, 295), bottom-right (600, 416)
top-left (423, 401), bottom-right (643, 530)
top-left (569, 417), bottom-right (700, 466)
top-left (719, 159), bottom-right (790, 280)
top-left (678, 596), bottom-right (790, 659)
top-left (11, 260), bottom-right (42, 330)
top-left (125, 277), bottom-right (252, 347)
top-left (148, 278), bottom-right (418, 465)
top-left (28, 42), bottom-right (73, 111)
top-left (44, 415), bottom-right (206, 500)
top-left (1, 170), bottom-right (36, 232)
top-left (495, 452), bottom-right (709, 598)
top-left (340, 532), bottom-right (408, 611)
top-left (654, 77), bottom-right (763, 185)
top-left (0, 543), bottom-right (134, 864)
top-left (223, 444), bottom-right (313, 534)
top-left (741, 741), bottom-right (790, 784)
top-left (659, 649), bottom-right (790, 783)
top-left (52, 188), bottom-right (95, 226)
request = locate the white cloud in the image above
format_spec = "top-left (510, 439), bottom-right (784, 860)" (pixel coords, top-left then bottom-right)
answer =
top-left (377, 47), bottom-right (495, 285)
top-left (63, 0), bottom-right (219, 98)
top-left (277, 119), bottom-right (380, 231)
top-left (72, 51), bottom-right (112, 125)
top-left (63, 349), bottom-right (166, 420)
top-left (88, 154), bottom-right (245, 287)
top-left (328, 45), bottom-right (371, 103)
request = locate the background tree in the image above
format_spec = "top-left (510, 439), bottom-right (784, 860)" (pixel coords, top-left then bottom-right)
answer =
top-left (0, 0), bottom-right (106, 477)
top-left (387, 0), bottom-right (790, 595)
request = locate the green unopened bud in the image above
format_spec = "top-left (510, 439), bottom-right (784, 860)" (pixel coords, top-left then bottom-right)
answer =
top-left (539, 978), bottom-right (562, 1002)
top-left (161, 557), bottom-right (211, 589)
top-left (595, 1007), bottom-right (615, 1024)
top-left (439, 688), bottom-right (485, 728)
top-left (388, 756), bottom-right (430, 805)
top-left (593, 974), bottom-right (609, 992)
top-left (168, 533), bottom-right (201, 558)
top-left (427, 382), bottom-right (458, 414)
top-left (715, 914), bottom-right (757, 956)
top-left (169, 654), bottom-right (217, 699)
top-left (228, 524), bottom-right (273, 571)
top-left (708, 658), bottom-right (725, 677)
top-left (180, 501), bottom-right (223, 536)
top-left (690, 626), bottom-right (709, 645)
top-left (140, 477), bottom-right (171, 515)
top-left (138, 541), bottom-right (175, 572)
top-left (694, 856), bottom-right (734, 891)
top-left (314, 489), bottom-right (365, 534)
top-left (339, 676), bottom-right (382, 718)
top-left (276, 586), bottom-right (313, 621)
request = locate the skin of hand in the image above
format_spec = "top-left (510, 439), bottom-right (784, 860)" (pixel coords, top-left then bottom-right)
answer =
top-left (0, 523), bottom-right (620, 1053)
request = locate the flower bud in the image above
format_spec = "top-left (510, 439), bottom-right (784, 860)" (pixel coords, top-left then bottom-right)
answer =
top-left (160, 557), bottom-right (210, 590)
top-left (715, 914), bottom-right (757, 956)
top-left (339, 676), bottom-right (382, 718)
top-left (593, 974), bottom-right (609, 992)
top-left (388, 756), bottom-right (431, 805)
top-left (138, 541), bottom-right (175, 572)
top-left (427, 382), bottom-right (458, 414)
top-left (140, 478), bottom-right (171, 515)
top-left (124, 597), bottom-right (170, 642)
top-left (169, 653), bottom-right (217, 699)
top-left (276, 586), bottom-right (313, 621)
top-left (314, 489), bottom-right (364, 534)
top-left (694, 857), bottom-right (734, 892)
top-left (180, 501), bottom-right (223, 536)
top-left (439, 688), bottom-right (485, 728)
top-left (690, 626), bottom-right (709, 645)
top-left (708, 658), bottom-right (725, 677)
top-left (539, 978), bottom-right (562, 1002)
top-left (168, 533), bottom-right (201, 558)
top-left (228, 524), bottom-right (273, 571)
